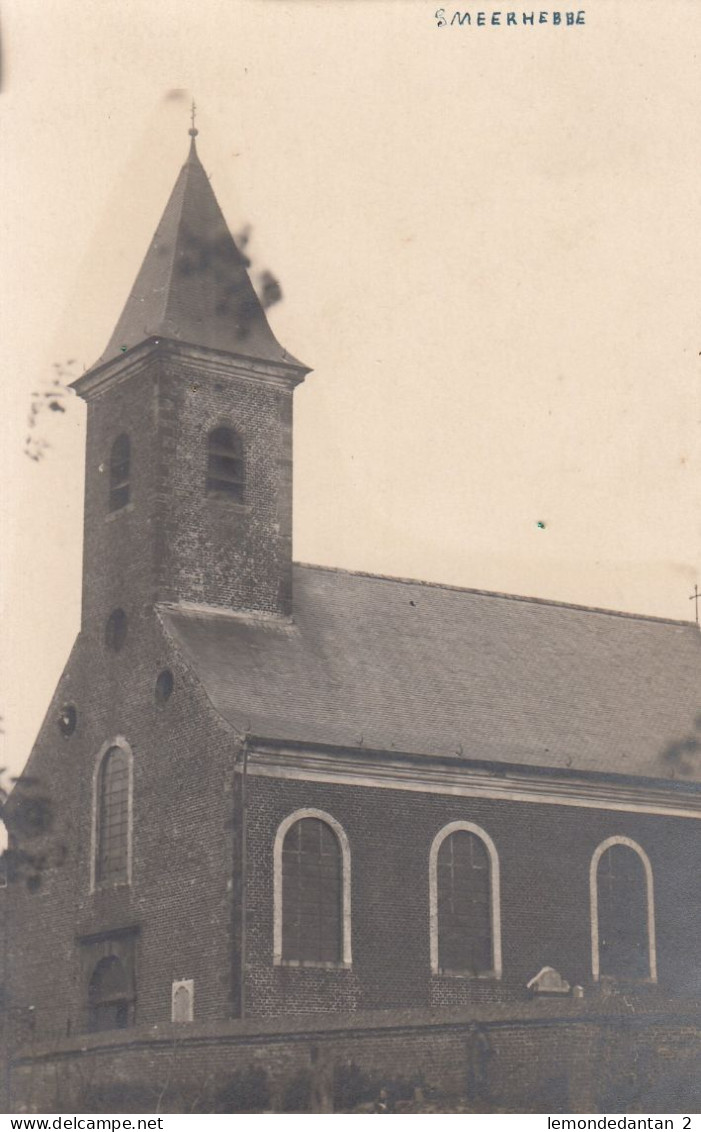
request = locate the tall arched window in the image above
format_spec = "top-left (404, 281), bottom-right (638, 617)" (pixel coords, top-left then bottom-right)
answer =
top-left (591, 837), bottom-right (656, 982)
top-left (274, 809), bottom-right (352, 967)
top-left (109, 433), bottom-right (131, 511)
top-left (206, 426), bottom-right (244, 502)
top-left (88, 956), bottom-right (131, 1032)
top-left (0, 818), bottom-right (7, 889)
top-left (94, 743), bottom-right (132, 888)
top-left (429, 822), bottom-right (502, 978)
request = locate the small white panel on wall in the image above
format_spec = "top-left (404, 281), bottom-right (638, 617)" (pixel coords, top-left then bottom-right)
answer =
top-left (171, 979), bottom-right (194, 1023)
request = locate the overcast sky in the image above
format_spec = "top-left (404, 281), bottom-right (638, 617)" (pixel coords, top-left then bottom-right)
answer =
top-left (1, 0), bottom-right (700, 780)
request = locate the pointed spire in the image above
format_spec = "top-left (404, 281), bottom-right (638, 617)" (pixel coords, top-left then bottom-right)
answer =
top-left (96, 118), bottom-right (305, 371)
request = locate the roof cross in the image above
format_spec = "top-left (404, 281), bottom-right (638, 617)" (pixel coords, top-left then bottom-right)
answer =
top-left (189, 100), bottom-right (198, 138)
top-left (689, 583), bottom-right (701, 626)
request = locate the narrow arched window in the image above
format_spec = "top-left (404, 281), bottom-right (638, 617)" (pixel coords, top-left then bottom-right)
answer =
top-left (437, 830), bottom-right (491, 973)
top-left (88, 956), bottom-right (131, 1032)
top-left (109, 433), bottom-right (131, 512)
top-left (0, 818), bottom-right (7, 889)
top-left (592, 838), bottom-right (655, 981)
top-left (429, 822), bottom-right (502, 978)
top-left (95, 746), bottom-right (130, 886)
top-left (281, 816), bottom-right (343, 964)
top-left (206, 426), bottom-right (244, 502)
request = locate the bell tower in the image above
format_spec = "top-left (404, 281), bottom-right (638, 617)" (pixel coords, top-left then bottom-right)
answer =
top-left (72, 123), bottom-right (310, 633)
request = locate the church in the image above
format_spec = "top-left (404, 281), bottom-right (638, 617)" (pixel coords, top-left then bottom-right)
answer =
top-left (3, 122), bottom-right (701, 1114)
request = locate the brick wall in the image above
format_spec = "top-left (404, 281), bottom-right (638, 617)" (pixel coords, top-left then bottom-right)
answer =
top-left (10, 1006), bottom-right (701, 1113)
top-left (81, 346), bottom-right (296, 624)
top-left (5, 614), bottom-right (239, 1048)
top-left (9, 651), bottom-right (701, 1053)
top-left (10, 713), bottom-right (699, 1049)
top-left (241, 774), bottom-right (701, 1015)
top-left (5, 338), bottom-right (303, 1048)
top-left (0, 883), bottom-right (7, 1113)
top-left (158, 355), bottom-right (295, 616)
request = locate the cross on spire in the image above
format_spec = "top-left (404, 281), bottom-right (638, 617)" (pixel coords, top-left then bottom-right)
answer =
top-left (689, 583), bottom-right (701, 626)
top-left (189, 100), bottom-right (198, 138)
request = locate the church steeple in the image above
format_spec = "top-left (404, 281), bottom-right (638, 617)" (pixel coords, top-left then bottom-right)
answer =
top-left (95, 128), bottom-right (304, 371)
top-left (72, 124), bottom-right (309, 627)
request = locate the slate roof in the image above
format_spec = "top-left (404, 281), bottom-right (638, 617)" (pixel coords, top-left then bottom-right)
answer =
top-left (161, 563), bottom-right (701, 784)
top-left (95, 138), bottom-right (306, 371)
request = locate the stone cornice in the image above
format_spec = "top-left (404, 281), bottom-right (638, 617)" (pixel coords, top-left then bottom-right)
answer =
top-left (71, 337), bottom-right (309, 400)
top-left (243, 740), bottom-right (701, 820)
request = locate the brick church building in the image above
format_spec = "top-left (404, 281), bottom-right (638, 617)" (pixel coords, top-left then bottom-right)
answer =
top-left (4, 125), bottom-right (701, 1113)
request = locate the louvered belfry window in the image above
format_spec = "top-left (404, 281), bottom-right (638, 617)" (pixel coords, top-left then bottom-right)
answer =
top-left (88, 956), bottom-right (130, 1032)
top-left (109, 433), bottom-right (131, 511)
top-left (96, 747), bottom-right (130, 885)
top-left (206, 426), bottom-right (244, 502)
top-left (282, 817), bottom-right (342, 963)
top-left (598, 844), bottom-right (649, 979)
top-left (437, 830), bottom-right (492, 974)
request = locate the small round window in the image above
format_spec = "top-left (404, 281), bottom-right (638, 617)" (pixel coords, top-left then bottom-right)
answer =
top-left (155, 669), bottom-right (174, 706)
top-left (105, 608), bottom-right (128, 652)
top-left (58, 704), bottom-right (77, 737)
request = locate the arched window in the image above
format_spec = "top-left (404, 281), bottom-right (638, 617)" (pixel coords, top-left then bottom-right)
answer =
top-left (274, 809), bottom-right (352, 967)
top-left (88, 956), bottom-right (131, 1032)
top-left (429, 822), bottom-right (502, 978)
top-left (591, 837), bottom-right (656, 982)
top-left (94, 743), bottom-right (132, 888)
top-left (105, 608), bottom-right (128, 653)
top-left (206, 426), bottom-right (244, 502)
top-left (109, 433), bottom-right (131, 511)
top-left (0, 818), bottom-right (7, 888)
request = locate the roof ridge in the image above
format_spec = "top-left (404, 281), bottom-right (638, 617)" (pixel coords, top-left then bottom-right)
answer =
top-left (292, 561), bottom-right (697, 628)
top-left (159, 155), bottom-right (192, 334)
